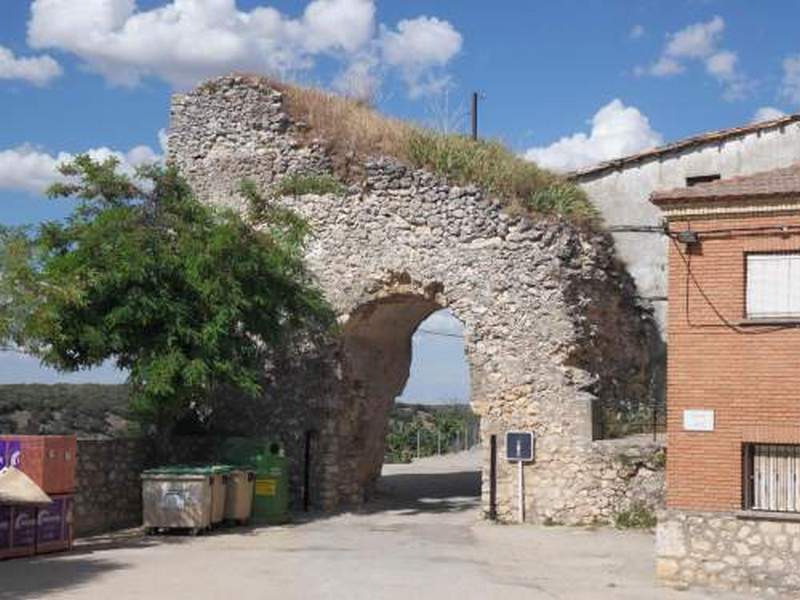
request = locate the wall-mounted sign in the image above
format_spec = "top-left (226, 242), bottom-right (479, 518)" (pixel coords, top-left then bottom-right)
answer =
top-left (683, 409), bottom-right (715, 432)
top-left (506, 431), bottom-right (535, 462)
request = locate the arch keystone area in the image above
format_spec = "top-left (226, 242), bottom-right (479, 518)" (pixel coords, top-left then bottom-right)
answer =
top-left (170, 74), bottom-right (665, 524)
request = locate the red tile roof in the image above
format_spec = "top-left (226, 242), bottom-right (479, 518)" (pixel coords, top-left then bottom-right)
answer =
top-left (651, 162), bottom-right (800, 206)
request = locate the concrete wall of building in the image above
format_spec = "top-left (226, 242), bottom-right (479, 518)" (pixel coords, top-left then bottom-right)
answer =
top-left (576, 120), bottom-right (800, 336)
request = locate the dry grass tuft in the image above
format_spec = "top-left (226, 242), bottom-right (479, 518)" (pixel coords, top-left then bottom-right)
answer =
top-left (274, 80), bottom-right (413, 161)
top-left (255, 77), bottom-right (598, 223)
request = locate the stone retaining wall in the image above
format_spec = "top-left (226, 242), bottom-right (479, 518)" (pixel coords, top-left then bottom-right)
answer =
top-left (75, 438), bottom-right (149, 536)
top-left (656, 509), bottom-right (800, 596)
top-left (74, 436), bottom-right (214, 536)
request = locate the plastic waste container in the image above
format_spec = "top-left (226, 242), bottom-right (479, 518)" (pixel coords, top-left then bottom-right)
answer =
top-left (224, 469), bottom-right (255, 524)
top-left (251, 443), bottom-right (290, 524)
top-left (141, 466), bottom-right (229, 534)
top-left (208, 465), bottom-right (232, 525)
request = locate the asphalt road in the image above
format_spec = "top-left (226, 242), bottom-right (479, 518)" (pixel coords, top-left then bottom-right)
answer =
top-left (0, 450), bottom-right (751, 600)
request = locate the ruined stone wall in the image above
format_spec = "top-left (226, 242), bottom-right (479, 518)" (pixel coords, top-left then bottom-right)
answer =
top-left (73, 436), bottom-right (217, 537)
top-left (168, 74), bottom-right (663, 523)
top-left (657, 510), bottom-right (800, 596)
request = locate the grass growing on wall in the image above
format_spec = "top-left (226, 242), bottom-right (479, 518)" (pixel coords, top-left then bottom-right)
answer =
top-left (275, 172), bottom-right (345, 197)
top-left (260, 78), bottom-right (597, 223)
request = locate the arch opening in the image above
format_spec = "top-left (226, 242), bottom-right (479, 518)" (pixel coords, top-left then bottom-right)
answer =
top-left (341, 295), bottom-right (478, 508)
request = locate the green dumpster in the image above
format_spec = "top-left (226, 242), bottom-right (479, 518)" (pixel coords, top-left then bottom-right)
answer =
top-left (251, 442), bottom-right (289, 524)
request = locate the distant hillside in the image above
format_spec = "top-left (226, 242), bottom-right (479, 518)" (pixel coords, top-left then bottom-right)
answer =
top-left (0, 384), bottom-right (134, 438)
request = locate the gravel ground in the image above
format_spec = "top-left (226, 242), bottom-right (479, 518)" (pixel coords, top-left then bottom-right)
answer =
top-left (0, 450), bottom-right (752, 600)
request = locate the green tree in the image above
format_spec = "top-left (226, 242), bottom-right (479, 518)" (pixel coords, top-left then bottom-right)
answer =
top-left (0, 156), bottom-right (333, 439)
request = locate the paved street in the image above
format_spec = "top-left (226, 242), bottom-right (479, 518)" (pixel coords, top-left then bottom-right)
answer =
top-left (0, 450), bottom-right (750, 600)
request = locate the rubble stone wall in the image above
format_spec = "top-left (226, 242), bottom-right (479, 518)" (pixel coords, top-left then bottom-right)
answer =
top-left (168, 74), bottom-right (664, 522)
top-left (75, 438), bottom-right (148, 536)
top-left (657, 510), bottom-right (800, 596)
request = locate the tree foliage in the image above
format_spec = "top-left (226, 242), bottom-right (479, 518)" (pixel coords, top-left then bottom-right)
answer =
top-left (0, 156), bottom-right (333, 428)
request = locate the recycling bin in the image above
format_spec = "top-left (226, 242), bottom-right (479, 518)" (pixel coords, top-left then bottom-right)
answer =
top-left (224, 469), bottom-right (255, 523)
top-left (208, 465), bottom-right (232, 525)
top-left (142, 466), bottom-right (225, 534)
top-left (252, 443), bottom-right (289, 524)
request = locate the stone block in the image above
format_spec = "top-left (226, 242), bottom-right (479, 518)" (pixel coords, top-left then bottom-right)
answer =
top-left (656, 520), bottom-right (687, 558)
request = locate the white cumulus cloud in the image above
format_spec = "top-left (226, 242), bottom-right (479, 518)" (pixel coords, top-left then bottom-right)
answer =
top-left (0, 44), bottom-right (62, 86)
top-left (664, 16), bottom-right (724, 59)
top-left (380, 16), bottom-right (463, 98)
top-left (26, 0), bottom-right (461, 98)
top-left (781, 55), bottom-right (800, 105)
top-left (752, 106), bottom-right (786, 123)
top-left (0, 142), bottom-right (162, 195)
top-left (522, 99), bottom-right (663, 173)
top-left (638, 16), bottom-right (751, 100)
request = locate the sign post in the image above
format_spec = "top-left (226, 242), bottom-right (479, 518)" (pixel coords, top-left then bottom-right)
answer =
top-left (505, 431), bottom-right (535, 524)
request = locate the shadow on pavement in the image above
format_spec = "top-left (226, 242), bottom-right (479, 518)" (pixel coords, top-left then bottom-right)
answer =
top-left (0, 556), bottom-right (128, 600)
top-left (361, 469), bottom-right (481, 516)
top-left (286, 467), bottom-right (482, 526)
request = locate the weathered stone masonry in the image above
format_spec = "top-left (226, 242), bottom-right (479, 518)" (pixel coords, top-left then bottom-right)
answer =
top-left (169, 75), bottom-right (664, 523)
top-left (657, 510), bottom-right (800, 596)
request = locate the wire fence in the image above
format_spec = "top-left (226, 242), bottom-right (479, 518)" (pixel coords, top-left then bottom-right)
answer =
top-left (385, 419), bottom-right (481, 463)
top-left (593, 403), bottom-right (666, 441)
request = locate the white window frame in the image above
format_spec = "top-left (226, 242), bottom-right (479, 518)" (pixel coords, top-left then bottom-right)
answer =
top-left (745, 253), bottom-right (800, 320)
top-left (745, 444), bottom-right (800, 513)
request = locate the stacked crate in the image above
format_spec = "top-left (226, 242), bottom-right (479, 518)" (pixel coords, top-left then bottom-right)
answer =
top-left (0, 435), bottom-right (77, 559)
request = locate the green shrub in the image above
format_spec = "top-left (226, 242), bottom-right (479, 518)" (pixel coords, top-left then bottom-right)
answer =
top-left (613, 503), bottom-right (657, 529)
top-left (406, 131), bottom-right (548, 200)
top-left (275, 172), bottom-right (345, 197)
top-left (525, 183), bottom-right (599, 221)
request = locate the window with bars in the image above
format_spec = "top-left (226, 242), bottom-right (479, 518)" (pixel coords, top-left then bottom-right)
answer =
top-left (746, 253), bottom-right (800, 319)
top-left (743, 444), bottom-right (800, 513)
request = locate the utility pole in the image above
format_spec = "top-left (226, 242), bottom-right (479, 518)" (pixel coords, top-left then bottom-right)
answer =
top-left (471, 91), bottom-right (479, 141)
top-left (416, 429), bottom-right (421, 459)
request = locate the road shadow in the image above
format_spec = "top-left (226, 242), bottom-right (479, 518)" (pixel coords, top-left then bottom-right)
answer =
top-left (0, 555), bottom-right (128, 600)
top-left (359, 469), bottom-right (481, 516)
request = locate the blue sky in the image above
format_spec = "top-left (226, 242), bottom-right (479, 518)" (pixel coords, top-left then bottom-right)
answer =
top-left (1, 1), bottom-right (799, 399)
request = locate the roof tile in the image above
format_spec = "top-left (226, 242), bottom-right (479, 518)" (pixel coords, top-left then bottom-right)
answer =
top-left (651, 162), bottom-right (800, 206)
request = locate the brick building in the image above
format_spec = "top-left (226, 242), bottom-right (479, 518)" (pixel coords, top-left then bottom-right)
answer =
top-left (652, 163), bottom-right (800, 594)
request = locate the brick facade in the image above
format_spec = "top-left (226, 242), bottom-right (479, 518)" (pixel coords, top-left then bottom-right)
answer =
top-left (666, 212), bottom-right (800, 511)
top-left (653, 164), bottom-right (800, 594)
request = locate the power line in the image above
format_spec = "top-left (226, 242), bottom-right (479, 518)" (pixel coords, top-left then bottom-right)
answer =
top-left (416, 328), bottom-right (464, 339)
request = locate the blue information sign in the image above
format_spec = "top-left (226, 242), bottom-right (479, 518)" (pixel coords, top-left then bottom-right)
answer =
top-left (506, 431), bottom-right (535, 462)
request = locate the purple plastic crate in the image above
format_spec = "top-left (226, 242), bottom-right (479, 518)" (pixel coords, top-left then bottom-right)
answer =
top-left (12, 506), bottom-right (36, 548)
top-left (36, 495), bottom-right (73, 555)
top-left (7, 440), bottom-right (21, 469)
top-left (37, 497), bottom-right (66, 544)
top-left (0, 440), bottom-right (6, 470)
top-left (0, 506), bottom-right (10, 549)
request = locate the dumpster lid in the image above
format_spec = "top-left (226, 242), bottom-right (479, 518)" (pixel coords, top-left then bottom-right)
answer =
top-left (143, 465), bottom-right (219, 476)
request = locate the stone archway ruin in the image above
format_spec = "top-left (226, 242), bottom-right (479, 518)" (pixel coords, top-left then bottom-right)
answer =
top-left (170, 75), bottom-right (665, 524)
